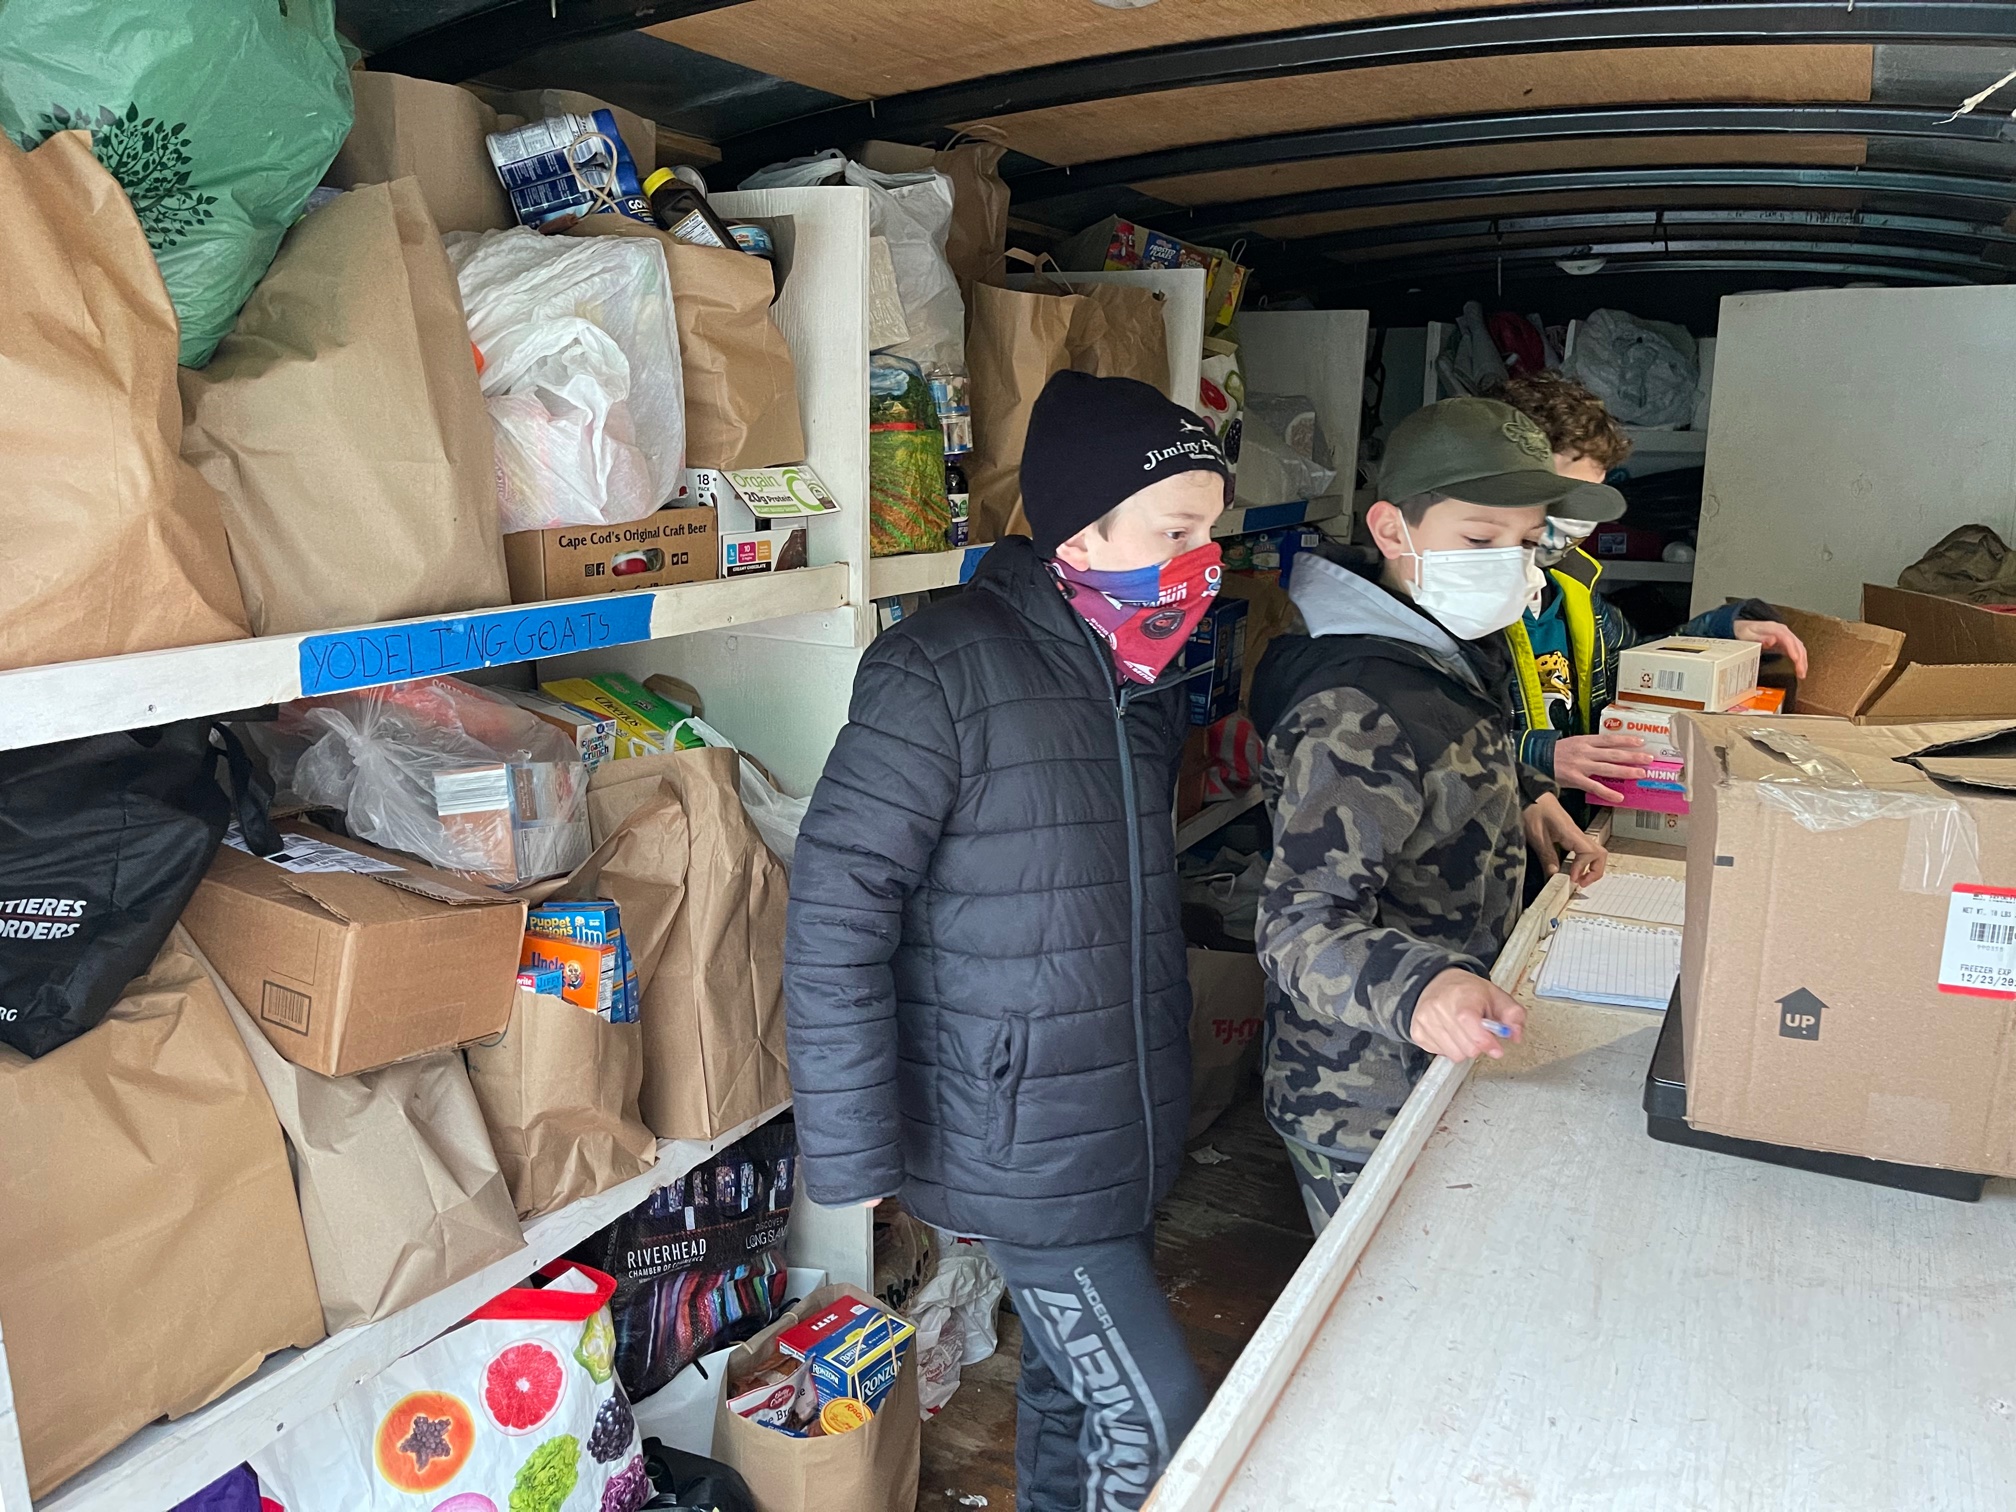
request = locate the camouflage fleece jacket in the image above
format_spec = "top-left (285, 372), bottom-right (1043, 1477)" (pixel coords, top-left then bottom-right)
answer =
top-left (1249, 550), bottom-right (1541, 1163)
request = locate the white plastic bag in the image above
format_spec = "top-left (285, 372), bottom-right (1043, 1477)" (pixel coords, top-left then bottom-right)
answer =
top-left (844, 162), bottom-right (965, 372)
top-left (1565, 308), bottom-right (1700, 429)
top-left (907, 1236), bottom-right (1006, 1417)
top-left (739, 760), bottom-right (809, 867)
top-left (446, 227), bottom-right (687, 532)
top-left (738, 149), bottom-right (849, 189)
top-left (284, 677), bottom-right (591, 884)
top-left (252, 1263), bottom-right (650, 1512)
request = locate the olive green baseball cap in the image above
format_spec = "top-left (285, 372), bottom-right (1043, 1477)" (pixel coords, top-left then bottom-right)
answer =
top-left (1379, 397), bottom-right (1626, 522)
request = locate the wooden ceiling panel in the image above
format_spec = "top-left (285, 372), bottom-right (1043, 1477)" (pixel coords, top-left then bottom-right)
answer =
top-left (973, 45), bottom-right (1874, 165)
top-left (650, 0), bottom-right (1541, 101)
top-left (1260, 183), bottom-right (1873, 238)
top-left (1143, 134), bottom-right (1871, 206)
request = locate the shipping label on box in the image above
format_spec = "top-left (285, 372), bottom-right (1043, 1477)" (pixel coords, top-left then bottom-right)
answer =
top-left (1616, 636), bottom-right (1761, 712)
top-left (502, 508), bottom-right (717, 603)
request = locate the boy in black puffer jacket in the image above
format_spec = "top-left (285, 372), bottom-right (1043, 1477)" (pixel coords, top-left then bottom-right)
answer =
top-left (785, 372), bottom-right (1227, 1512)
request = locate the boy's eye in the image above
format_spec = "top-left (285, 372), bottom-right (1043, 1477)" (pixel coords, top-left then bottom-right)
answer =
top-left (1465, 537), bottom-right (1495, 547)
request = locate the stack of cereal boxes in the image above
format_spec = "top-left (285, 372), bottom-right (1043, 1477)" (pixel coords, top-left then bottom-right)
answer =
top-left (1597, 636), bottom-right (1783, 849)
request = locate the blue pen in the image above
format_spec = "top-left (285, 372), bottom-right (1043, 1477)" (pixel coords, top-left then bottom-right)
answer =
top-left (1481, 1019), bottom-right (1514, 1039)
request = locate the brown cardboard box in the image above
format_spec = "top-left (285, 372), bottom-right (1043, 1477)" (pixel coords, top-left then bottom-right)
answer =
top-left (1677, 711), bottom-right (2016, 1175)
top-left (1187, 947), bottom-right (1265, 1139)
top-left (503, 507), bottom-right (718, 603)
top-left (181, 821), bottom-right (526, 1077)
top-left (1775, 587), bottom-right (2016, 722)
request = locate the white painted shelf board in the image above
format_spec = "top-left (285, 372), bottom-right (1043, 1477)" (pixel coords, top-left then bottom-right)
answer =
top-left (34, 1101), bottom-right (792, 1512)
top-left (0, 566), bottom-right (849, 753)
top-left (869, 545), bottom-right (984, 600)
top-left (1212, 494), bottom-right (1344, 539)
top-left (1622, 426), bottom-right (1709, 453)
top-left (1596, 559), bottom-right (1695, 583)
top-left (1176, 787), bottom-right (1265, 851)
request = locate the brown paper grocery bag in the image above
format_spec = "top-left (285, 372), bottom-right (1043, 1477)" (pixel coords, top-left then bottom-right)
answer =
top-left (205, 936), bottom-right (524, 1333)
top-left (966, 279), bottom-right (1075, 544)
top-left (181, 177), bottom-right (510, 634)
top-left (0, 130), bottom-right (249, 674)
top-left (465, 987), bottom-right (657, 1219)
top-left (1186, 948), bottom-right (1266, 1140)
top-left (1070, 281), bottom-right (1172, 396)
top-left (0, 930), bottom-right (324, 1496)
top-left (714, 1284), bottom-right (922, 1511)
top-left (570, 215), bottom-right (806, 469)
top-left (327, 71), bottom-right (514, 234)
top-left (585, 748), bottom-right (792, 1140)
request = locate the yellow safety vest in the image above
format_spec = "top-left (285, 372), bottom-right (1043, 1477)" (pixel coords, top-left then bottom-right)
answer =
top-left (1504, 548), bottom-right (1603, 738)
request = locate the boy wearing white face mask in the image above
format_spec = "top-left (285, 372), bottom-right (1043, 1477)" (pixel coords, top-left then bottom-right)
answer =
top-left (1248, 398), bottom-right (1615, 1232)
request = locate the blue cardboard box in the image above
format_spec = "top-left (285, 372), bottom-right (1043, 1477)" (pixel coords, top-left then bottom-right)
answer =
top-left (1185, 597), bottom-right (1249, 727)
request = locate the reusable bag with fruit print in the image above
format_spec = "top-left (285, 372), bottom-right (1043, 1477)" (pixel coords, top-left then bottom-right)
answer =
top-left (251, 1263), bottom-right (648, 1512)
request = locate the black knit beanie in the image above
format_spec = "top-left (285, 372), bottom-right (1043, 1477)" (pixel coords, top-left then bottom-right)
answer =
top-left (1020, 371), bottom-right (1231, 556)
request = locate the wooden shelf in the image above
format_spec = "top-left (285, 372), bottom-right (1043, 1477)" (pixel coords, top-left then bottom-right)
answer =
top-left (1177, 787), bottom-right (1266, 851)
top-left (33, 1102), bottom-right (792, 1512)
top-left (869, 544), bottom-right (989, 600)
top-left (0, 566), bottom-right (850, 754)
top-left (1595, 559), bottom-right (1695, 583)
top-left (1214, 494), bottom-right (1345, 540)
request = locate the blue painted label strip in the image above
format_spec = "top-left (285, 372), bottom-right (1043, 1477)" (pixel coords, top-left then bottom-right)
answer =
top-left (298, 595), bottom-right (658, 695)
top-left (958, 545), bottom-right (989, 584)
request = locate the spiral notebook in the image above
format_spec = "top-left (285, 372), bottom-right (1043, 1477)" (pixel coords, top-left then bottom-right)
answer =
top-left (1535, 915), bottom-right (1683, 1011)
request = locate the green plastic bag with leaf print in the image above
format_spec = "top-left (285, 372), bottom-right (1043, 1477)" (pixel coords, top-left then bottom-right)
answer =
top-left (0, 0), bottom-right (354, 366)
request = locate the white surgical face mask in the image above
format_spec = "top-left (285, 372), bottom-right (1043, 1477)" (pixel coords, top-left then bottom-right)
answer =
top-left (1399, 520), bottom-right (1546, 640)
top-left (1535, 516), bottom-right (1597, 567)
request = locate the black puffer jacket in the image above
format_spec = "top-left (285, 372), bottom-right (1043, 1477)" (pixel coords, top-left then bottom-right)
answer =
top-left (784, 537), bottom-right (1192, 1246)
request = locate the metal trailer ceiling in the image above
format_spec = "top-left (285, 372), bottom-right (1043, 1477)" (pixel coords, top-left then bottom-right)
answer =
top-left (337, 0), bottom-right (2016, 312)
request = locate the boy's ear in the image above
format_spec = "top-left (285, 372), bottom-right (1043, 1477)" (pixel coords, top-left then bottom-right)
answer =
top-left (1052, 530), bottom-right (1092, 571)
top-left (1364, 500), bottom-right (1407, 561)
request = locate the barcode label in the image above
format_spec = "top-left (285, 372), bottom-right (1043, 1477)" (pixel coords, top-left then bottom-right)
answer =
top-left (260, 981), bottom-right (312, 1034)
top-left (226, 824), bottom-right (402, 876)
top-left (1655, 669), bottom-right (1687, 692)
top-left (1939, 885), bottom-right (2016, 997)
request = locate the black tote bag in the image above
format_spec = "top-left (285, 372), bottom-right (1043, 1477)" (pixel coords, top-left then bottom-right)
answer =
top-left (0, 719), bottom-right (276, 1057)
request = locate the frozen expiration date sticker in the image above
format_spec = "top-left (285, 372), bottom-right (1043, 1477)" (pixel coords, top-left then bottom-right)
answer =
top-left (1937, 883), bottom-right (2016, 997)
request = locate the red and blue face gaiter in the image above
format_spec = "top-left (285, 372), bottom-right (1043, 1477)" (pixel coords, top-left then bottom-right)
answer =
top-left (1052, 542), bottom-right (1224, 685)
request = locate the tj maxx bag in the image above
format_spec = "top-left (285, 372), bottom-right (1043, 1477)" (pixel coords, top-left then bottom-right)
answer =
top-left (181, 177), bottom-right (510, 634)
top-left (583, 748), bottom-right (792, 1140)
top-left (210, 939), bottom-right (524, 1334)
top-left (465, 985), bottom-right (657, 1220)
top-left (966, 268), bottom-right (1171, 543)
top-left (0, 129), bottom-right (249, 674)
top-left (0, 931), bottom-right (325, 1496)
top-left (570, 215), bottom-right (805, 470)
